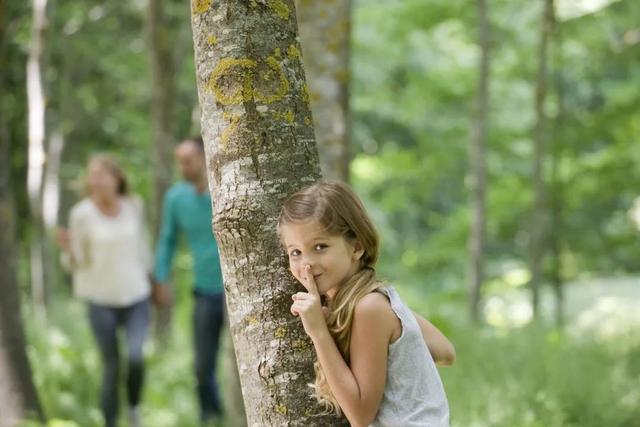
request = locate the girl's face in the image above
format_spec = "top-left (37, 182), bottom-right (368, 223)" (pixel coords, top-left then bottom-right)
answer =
top-left (87, 161), bottom-right (118, 200)
top-left (280, 220), bottom-right (365, 298)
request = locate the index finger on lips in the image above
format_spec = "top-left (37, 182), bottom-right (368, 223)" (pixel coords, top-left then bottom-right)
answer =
top-left (304, 265), bottom-right (320, 296)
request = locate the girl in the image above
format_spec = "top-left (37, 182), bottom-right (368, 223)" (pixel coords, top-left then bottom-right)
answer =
top-left (278, 181), bottom-right (454, 427)
top-left (57, 154), bottom-right (151, 427)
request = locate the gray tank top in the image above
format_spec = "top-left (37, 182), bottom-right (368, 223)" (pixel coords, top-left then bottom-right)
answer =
top-left (369, 286), bottom-right (450, 427)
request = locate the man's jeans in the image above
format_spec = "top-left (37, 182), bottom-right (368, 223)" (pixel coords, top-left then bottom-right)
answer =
top-left (193, 290), bottom-right (225, 421)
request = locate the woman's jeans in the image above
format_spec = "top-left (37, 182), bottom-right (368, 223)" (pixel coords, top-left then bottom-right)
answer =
top-left (88, 298), bottom-right (150, 427)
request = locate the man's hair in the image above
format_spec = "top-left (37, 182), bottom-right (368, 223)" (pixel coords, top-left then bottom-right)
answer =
top-left (185, 135), bottom-right (205, 153)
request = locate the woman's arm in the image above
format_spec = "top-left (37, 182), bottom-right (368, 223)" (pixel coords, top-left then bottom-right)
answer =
top-left (413, 311), bottom-right (456, 366)
top-left (58, 205), bottom-right (89, 271)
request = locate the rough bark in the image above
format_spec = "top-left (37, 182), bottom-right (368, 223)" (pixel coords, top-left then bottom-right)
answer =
top-left (190, 1), bottom-right (347, 425)
top-left (295, 0), bottom-right (351, 181)
top-left (0, 2), bottom-right (45, 421)
top-left (468, 0), bottom-right (490, 322)
top-left (529, 0), bottom-right (553, 317)
top-left (26, 0), bottom-right (48, 319)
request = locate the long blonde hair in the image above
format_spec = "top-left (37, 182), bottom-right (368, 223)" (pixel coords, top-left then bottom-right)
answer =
top-left (278, 180), bottom-right (384, 415)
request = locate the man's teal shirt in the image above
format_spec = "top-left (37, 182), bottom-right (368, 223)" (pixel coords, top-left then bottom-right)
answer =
top-left (154, 181), bottom-right (224, 295)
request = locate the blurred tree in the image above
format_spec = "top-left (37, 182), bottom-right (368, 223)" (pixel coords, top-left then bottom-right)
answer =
top-left (147, 0), bottom-right (176, 234)
top-left (26, 0), bottom-right (49, 319)
top-left (190, 0), bottom-right (347, 424)
top-left (0, 2), bottom-right (44, 423)
top-left (529, 0), bottom-right (554, 317)
top-left (550, 0), bottom-right (565, 327)
top-left (296, 0), bottom-right (351, 181)
top-left (468, 0), bottom-right (490, 322)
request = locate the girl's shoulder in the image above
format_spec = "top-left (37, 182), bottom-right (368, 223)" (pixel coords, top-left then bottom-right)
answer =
top-left (354, 289), bottom-right (397, 326)
top-left (353, 288), bottom-right (402, 344)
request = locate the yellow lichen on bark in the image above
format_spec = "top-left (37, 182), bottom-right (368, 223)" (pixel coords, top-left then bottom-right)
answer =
top-left (286, 44), bottom-right (301, 60)
top-left (208, 55), bottom-right (289, 105)
top-left (256, 56), bottom-right (289, 103)
top-left (268, 0), bottom-right (290, 19)
top-left (208, 58), bottom-right (257, 105)
top-left (220, 114), bottom-right (241, 149)
top-left (302, 83), bottom-right (311, 104)
top-left (192, 0), bottom-right (213, 15)
top-left (207, 34), bottom-right (218, 45)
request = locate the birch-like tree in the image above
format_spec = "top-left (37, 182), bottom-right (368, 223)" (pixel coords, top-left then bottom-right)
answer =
top-left (0, 2), bottom-right (44, 421)
top-left (468, 0), bottom-right (490, 322)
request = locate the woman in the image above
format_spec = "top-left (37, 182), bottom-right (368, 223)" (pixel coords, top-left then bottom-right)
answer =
top-left (57, 154), bottom-right (151, 427)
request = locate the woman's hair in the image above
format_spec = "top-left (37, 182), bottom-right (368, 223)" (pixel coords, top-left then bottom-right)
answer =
top-left (85, 154), bottom-right (129, 196)
top-left (277, 180), bottom-right (384, 415)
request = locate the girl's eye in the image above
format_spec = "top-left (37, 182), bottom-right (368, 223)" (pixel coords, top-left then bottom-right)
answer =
top-left (314, 244), bottom-right (327, 251)
top-left (289, 249), bottom-right (301, 257)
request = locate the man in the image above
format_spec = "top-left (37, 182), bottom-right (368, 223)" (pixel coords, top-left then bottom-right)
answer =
top-left (153, 136), bottom-right (225, 424)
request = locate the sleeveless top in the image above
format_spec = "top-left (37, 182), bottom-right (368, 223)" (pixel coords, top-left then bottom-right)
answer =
top-left (369, 286), bottom-right (450, 427)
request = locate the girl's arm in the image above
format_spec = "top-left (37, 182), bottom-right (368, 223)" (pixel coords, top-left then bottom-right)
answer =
top-left (291, 269), bottom-right (395, 427)
top-left (412, 311), bottom-right (456, 366)
top-left (313, 293), bottom-right (395, 426)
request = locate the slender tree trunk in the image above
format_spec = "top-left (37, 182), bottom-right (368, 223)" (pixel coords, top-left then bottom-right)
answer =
top-left (148, 0), bottom-right (176, 236)
top-left (191, 1), bottom-right (347, 425)
top-left (295, 0), bottom-right (351, 181)
top-left (549, 1), bottom-right (564, 328)
top-left (468, 0), bottom-right (490, 322)
top-left (0, 3), bottom-right (45, 421)
top-left (222, 326), bottom-right (247, 427)
top-left (26, 0), bottom-right (48, 319)
top-left (147, 0), bottom-right (177, 347)
top-left (529, 0), bottom-right (553, 318)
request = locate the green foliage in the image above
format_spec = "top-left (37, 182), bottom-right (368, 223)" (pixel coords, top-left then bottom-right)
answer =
top-left (352, 0), bottom-right (640, 291)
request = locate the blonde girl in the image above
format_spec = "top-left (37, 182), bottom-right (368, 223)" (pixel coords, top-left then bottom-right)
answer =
top-left (278, 181), bottom-right (455, 427)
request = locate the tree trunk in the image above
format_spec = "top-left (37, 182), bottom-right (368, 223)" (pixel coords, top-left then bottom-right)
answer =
top-left (468, 0), bottom-right (490, 323)
top-left (529, 0), bottom-right (553, 318)
top-left (295, 0), bottom-right (351, 181)
top-left (148, 0), bottom-right (176, 236)
top-left (26, 0), bottom-right (48, 319)
top-left (147, 0), bottom-right (177, 348)
top-left (549, 1), bottom-right (564, 328)
top-left (0, 2), bottom-right (45, 421)
top-left (190, 1), bottom-right (347, 425)
top-left (222, 327), bottom-right (248, 427)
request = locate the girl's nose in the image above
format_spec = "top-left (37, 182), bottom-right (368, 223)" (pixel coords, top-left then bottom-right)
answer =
top-left (300, 256), bottom-right (315, 269)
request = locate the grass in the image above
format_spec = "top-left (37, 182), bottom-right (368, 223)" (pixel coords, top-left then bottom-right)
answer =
top-left (21, 275), bottom-right (640, 426)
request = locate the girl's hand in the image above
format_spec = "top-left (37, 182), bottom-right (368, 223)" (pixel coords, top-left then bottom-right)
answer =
top-left (291, 265), bottom-right (329, 341)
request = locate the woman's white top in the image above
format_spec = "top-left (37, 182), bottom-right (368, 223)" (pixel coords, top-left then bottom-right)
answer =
top-left (370, 286), bottom-right (450, 427)
top-left (63, 196), bottom-right (151, 307)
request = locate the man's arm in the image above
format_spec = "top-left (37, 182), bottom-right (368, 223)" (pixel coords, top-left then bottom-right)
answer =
top-left (413, 311), bottom-right (456, 366)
